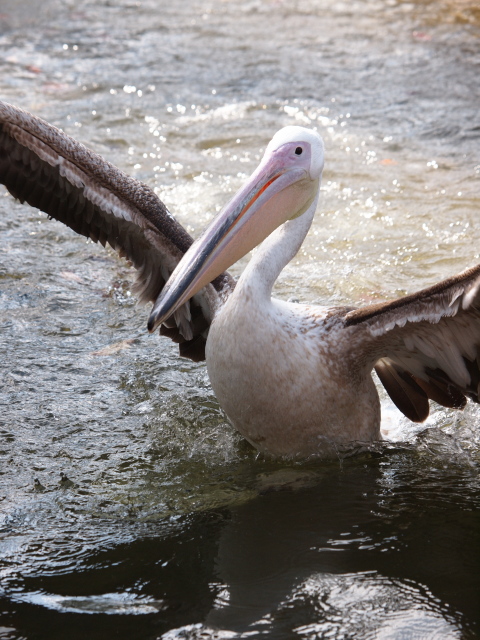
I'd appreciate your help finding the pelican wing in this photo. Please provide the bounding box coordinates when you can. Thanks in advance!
[0,100,234,361]
[344,265,480,421]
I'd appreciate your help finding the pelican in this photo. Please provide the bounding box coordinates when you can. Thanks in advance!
[1,100,479,458]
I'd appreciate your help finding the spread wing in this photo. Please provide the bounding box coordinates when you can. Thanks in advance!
[0,100,234,361]
[344,265,480,421]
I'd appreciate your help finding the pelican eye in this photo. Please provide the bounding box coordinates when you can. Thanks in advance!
[295,146,303,155]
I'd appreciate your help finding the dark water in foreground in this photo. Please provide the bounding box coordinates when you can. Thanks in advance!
[3,458,480,639]
[0,0,479,638]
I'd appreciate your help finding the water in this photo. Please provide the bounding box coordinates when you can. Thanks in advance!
[0,0,479,637]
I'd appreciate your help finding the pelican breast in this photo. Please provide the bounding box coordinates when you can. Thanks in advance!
[206,291,381,458]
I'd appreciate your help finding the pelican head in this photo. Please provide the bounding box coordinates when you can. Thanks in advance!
[148,126,324,332]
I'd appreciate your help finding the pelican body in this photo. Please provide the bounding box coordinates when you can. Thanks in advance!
[1,100,479,458]
[203,148,380,457]
[207,298,381,457]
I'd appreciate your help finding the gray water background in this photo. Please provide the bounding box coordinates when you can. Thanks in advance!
[0,0,479,638]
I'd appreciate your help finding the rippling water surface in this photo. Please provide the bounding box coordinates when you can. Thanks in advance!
[0,0,479,638]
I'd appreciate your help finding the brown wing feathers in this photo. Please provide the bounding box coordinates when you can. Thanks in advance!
[0,100,236,361]
[375,358,467,422]
[352,270,480,421]
[0,101,189,303]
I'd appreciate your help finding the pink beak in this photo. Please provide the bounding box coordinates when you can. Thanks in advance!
[148,139,317,333]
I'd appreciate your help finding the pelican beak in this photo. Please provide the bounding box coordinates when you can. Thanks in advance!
[148,140,318,332]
